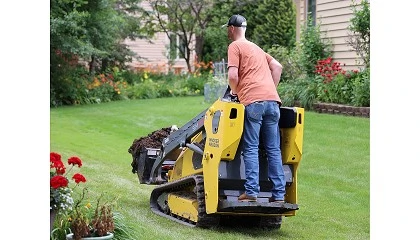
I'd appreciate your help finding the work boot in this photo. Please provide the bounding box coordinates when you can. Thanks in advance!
[238,193,257,202]
[268,197,285,203]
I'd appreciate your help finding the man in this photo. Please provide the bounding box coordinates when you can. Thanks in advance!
[223,14,285,203]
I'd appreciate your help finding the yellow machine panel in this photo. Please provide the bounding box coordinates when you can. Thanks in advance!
[202,100,245,214]
[168,192,199,223]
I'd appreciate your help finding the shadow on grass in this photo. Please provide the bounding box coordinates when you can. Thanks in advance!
[208,215,295,238]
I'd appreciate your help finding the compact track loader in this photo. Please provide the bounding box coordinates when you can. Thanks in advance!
[129,87,304,229]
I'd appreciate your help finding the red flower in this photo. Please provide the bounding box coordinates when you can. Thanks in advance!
[50,152,61,162]
[68,156,83,168]
[50,152,87,186]
[55,163,66,175]
[50,152,62,167]
[51,175,69,189]
[51,152,88,212]
[72,173,87,184]
[51,152,66,174]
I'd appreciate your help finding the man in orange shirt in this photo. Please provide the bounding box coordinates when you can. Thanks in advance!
[224,14,285,203]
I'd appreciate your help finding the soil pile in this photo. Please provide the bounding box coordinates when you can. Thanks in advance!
[128,126,172,157]
[128,127,172,173]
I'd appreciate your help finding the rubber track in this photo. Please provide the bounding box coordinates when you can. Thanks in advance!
[150,175,220,228]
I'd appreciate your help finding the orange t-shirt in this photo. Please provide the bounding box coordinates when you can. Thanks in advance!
[227,39,281,106]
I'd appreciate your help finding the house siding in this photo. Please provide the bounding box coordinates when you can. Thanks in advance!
[124,33,168,72]
[124,1,193,74]
[295,0,366,70]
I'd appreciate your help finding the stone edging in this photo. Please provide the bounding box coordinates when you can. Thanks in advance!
[312,103,370,118]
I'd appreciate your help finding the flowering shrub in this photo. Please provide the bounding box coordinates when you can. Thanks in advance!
[313,57,362,104]
[87,71,128,103]
[50,152,86,213]
[314,57,347,83]
[192,58,214,76]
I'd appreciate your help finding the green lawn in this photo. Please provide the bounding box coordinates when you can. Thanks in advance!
[50,96,370,240]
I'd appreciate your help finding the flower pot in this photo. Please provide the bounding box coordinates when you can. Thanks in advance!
[50,209,58,234]
[66,232,114,240]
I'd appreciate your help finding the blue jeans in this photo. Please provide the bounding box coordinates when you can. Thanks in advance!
[242,101,285,200]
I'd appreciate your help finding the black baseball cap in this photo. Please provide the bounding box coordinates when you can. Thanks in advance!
[222,14,247,28]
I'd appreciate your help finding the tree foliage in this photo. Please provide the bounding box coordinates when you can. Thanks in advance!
[203,0,296,62]
[50,0,147,71]
[202,0,244,62]
[50,0,149,106]
[50,0,93,58]
[253,0,296,51]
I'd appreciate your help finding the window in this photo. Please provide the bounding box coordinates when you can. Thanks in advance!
[307,0,316,26]
[169,33,187,60]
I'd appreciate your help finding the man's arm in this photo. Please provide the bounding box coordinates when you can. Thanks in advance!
[228,66,239,95]
[268,58,283,86]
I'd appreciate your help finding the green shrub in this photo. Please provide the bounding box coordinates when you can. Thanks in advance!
[120,69,142,85]
[298,17,332,77]
[278,81,300,107]
[278,76,322,109]
[122,72,208,100]
[297,76,323,110]
[268,45,304,83]
[181,73,208,95]
[351,67,370,107]
[51,66,129,106]
[348,0,370,68]
[319,73,354,104]
[84,72,128,104]
[50,66,90,107]
[125,80,159,99]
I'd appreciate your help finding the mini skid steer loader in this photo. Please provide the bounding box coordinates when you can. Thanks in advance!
[129,87,304,229]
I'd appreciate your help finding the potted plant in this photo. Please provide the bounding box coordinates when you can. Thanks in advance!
[66,188,115,240]
[50,152,87,233]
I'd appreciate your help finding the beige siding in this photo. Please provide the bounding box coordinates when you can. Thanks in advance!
[332,43,355,52]
[294,0,301,42]
[317,13,353,25]
[317,0,353,10]
[124,1,194,74]
[124,33,169,73]
[298,0,306,23]
[295,0,366,70]
[317,0,362,70]
[321,28,350,38]
[140,1,153,11]
[319,21,350,32]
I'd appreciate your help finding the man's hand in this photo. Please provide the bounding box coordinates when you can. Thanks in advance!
[228,90,239,102]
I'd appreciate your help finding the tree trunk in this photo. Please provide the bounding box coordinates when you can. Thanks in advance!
[89,55,96,75]
[101,58,109,72]
[195,35,204,62]
[185,47,191,73]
